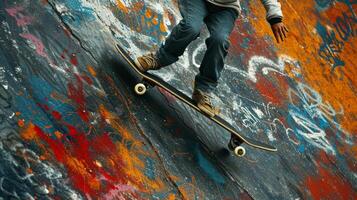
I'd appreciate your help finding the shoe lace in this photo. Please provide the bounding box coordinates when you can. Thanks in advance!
[201,93,213,108]
[143,53,159,68]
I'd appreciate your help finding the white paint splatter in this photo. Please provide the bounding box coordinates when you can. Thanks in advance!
[253,107,265,119]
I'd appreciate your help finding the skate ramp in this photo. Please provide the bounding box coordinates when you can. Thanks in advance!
[0,0,356,199]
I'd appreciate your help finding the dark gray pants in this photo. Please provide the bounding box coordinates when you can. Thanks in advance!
[157,0,238,92]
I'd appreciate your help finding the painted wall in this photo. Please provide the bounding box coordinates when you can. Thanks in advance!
[0,0,356,199]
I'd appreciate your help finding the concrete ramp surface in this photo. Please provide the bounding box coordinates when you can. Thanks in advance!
[0,0,356,199]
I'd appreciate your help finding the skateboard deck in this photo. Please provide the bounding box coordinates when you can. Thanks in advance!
[115,44,277,156]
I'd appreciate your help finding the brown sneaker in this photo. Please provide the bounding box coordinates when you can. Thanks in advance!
[135,53,161,72]
[192,89,220,117]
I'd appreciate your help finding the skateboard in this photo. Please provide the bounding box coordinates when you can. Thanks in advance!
[115,44,277,157]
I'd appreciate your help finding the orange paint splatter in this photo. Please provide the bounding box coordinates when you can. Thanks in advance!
[54,131,63,139]
[167,194,176,200]
[21,123,37,140]
[247,0,357,136]
[116,0,129,13]
[87,65,97,77]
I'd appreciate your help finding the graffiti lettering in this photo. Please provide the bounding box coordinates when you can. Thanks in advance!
[287,82,351,154]
[317,0,357,71]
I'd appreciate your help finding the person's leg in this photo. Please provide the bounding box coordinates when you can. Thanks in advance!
[194,5,238,92]
[156,0,208,67]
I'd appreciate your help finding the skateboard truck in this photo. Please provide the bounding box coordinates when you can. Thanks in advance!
[228,135,246,157]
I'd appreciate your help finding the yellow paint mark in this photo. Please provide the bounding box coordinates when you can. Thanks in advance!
[21,123,37,140]
[99,105,137,143]
[117,141,166,192]
[160,21,167,33]
[95,160,103,168]
[99,104,168,193]
[54,131,63,139]
[116,0,129,13]
[20,122,52,160]
[87,65,97,77]
[145,8,153,19]
[167,194,176,200]
[152,16,158,25]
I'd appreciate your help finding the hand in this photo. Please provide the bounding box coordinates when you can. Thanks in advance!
[271,22,288,43]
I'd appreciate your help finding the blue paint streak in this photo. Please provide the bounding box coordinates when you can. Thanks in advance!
[15,76,85,135]
[316,22,345,69]
[61,0,95,26]
[64,0,94,17]
[195,145,225,185]
[145,158,156,180]
[314,0,334,12]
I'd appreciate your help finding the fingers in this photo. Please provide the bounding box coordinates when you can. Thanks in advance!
[278,27,284,42]
[281,26,287,38]
[272,24,289,43]
[284,26,289,33]
[273,27,280,43]
[274,25,289,43]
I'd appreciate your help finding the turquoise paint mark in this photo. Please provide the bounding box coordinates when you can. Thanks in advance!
[61,0,95,26]
[286,102,338,154]
[314,0,334,12]
[65,0,94,17]
[15,94,53,132]
[15,76,86,134]
[241,37,250,49]
[297,144,305,153]
[195,145,225,185]
[144,158,156,180]
[138,4,168,43]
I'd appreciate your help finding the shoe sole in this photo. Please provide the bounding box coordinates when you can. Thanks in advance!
[134,59,147,72]
[197,104,216,118]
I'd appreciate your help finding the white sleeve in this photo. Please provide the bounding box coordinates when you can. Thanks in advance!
[260,0,283,20]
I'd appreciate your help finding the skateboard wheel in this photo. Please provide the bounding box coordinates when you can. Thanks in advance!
[234,146,246,157]
[134,83,147,95]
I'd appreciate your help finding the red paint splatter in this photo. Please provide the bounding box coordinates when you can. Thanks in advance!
[253,74,285,106]
[70,54,79,66]
[305,165,357,200]
[60,49,68,59]
[229,20,275,65]
[43,104,50,111]
[67,74,89,122]
[52,110,62,120]
[81,75,93,85]
[30,124,131,197]
[34,125,66,162]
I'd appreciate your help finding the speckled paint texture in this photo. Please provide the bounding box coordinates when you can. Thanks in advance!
[0,0,356,199]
